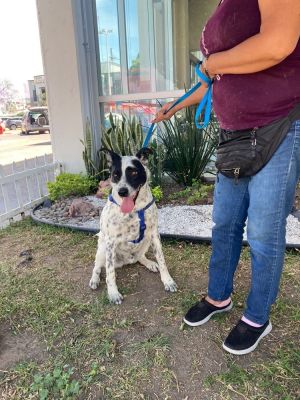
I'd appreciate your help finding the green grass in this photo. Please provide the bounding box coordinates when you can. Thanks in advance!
[0,218,299,400]
[205,344,300,400]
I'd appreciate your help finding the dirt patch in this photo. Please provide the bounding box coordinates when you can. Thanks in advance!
[0,221,299,400]
[0,324,48,370]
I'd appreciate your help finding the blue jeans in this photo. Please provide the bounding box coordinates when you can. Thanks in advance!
[208,120,300,324]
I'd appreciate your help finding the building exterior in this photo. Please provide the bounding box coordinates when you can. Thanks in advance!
[36,0,218,173]
[27,75,47,107]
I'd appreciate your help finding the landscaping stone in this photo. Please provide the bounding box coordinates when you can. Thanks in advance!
[32,195,300,248]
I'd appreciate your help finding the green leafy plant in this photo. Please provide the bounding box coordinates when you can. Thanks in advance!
[102,113,144,155]
[148,138,166,186]
[102,113,166,185]
[47,173,97,201]
[159,108,219,186]
[81,119,104,179]
[151,186,163,202]
[30,366,80,400]
[170,179,213,205]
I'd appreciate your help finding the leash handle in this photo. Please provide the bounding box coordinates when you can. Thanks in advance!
[142,63,213,147]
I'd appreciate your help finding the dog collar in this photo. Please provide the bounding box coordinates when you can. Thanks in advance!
[109,194,155,244]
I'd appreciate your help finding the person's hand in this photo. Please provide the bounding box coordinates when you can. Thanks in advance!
[152,101,178,123]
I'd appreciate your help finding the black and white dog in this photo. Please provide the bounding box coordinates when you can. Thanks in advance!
[89,148,177,304]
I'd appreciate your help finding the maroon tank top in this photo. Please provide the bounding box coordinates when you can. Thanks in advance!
[200,0,300,130]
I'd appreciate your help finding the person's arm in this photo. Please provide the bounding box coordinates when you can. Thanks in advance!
[153,0,300,123]
[205,0,300,76]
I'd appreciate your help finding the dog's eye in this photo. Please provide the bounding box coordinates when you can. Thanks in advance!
[131,170,138,176]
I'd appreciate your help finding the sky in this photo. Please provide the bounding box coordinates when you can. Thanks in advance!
[96,0,139,67]
[0,0,43,97]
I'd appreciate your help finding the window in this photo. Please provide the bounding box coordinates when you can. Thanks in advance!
[33,89,37,102]
[95,0,219,123]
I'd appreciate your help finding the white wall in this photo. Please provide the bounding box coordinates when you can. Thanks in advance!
[36,0,86,173]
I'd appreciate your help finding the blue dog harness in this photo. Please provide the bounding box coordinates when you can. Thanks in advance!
[142,62,213,148]
[109,194,155,244]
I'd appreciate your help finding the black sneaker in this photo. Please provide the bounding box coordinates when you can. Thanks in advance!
[183,298,233,326]
[223,319,272,355]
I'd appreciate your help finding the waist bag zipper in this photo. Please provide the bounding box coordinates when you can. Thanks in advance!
[234,168,240,184]
[220,167,241,183]
[250,127,258,158]
[220,168,240,185]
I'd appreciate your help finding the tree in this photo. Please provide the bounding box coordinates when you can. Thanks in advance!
[5,101,17,114]
[0,80,17,107]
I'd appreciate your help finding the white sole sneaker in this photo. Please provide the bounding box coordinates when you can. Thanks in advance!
[183,301,233,327]
[222,322,272,355]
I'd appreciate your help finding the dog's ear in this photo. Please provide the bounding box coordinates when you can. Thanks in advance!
[100,147,121,168]
[136,147,153,165]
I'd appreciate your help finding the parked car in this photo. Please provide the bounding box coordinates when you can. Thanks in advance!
[21,107,50,134]
[5,117,23,130]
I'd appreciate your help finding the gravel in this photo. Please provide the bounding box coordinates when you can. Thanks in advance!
[33,196,300,247]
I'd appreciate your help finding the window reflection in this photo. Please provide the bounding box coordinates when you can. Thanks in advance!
[96,0,121,95]
[95,0,219,96]
[125,0,152,93]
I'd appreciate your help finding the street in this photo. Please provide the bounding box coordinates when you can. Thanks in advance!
[0,130,52,166]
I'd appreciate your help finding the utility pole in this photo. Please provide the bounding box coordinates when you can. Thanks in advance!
[99,29,113,95]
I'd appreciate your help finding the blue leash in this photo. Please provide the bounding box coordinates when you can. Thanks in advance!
[142,62,213,148]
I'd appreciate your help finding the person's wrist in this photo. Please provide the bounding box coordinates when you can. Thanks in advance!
[203,56,215,80]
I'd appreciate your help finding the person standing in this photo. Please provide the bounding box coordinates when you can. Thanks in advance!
[153,0,300,355]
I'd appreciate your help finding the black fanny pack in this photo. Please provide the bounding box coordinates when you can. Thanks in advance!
[215,104,300,181]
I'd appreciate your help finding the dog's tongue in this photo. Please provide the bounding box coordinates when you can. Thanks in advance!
[120,197,135,213]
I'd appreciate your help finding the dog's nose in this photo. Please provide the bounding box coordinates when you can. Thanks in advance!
[118,187,129,197]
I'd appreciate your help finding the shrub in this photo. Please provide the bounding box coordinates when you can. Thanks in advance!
[151,186,163,202]
[47,173,98,201]
[159,107,219,186]
[170,179,213,205]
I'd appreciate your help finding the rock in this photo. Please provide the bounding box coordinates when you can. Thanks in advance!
[68,199,97,217]
[96,178,111,198]
[43,199,52,208]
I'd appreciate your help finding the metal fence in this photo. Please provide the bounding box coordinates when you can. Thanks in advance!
[0,154,61,227]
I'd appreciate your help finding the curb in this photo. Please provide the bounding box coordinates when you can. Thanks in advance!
[31,202,300,249]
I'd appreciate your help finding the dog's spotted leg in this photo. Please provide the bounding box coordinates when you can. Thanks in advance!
[89,238,106,290]
[138,255,159,272]
[105,240,123,304]
[152,233,178,292]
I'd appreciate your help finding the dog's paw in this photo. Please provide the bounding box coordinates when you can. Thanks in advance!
[164,280,178,293]
[108,290,124,305]
[89,277,100,290]
[145,261,159,273]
